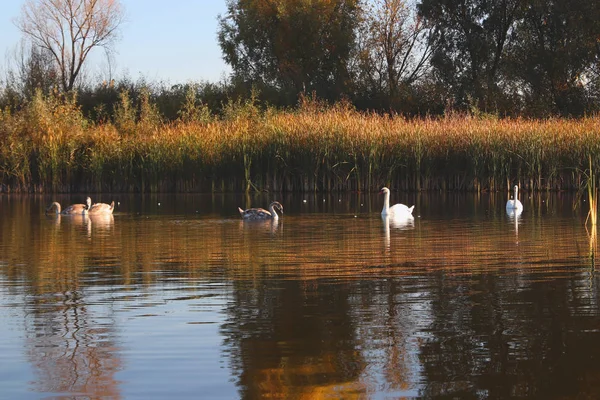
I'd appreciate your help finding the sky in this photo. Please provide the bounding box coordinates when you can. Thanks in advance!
[0,0,232,85]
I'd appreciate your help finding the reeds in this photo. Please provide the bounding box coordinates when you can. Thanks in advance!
[586,156,598,228]
[1,91,600,193]
[583,155,598,272]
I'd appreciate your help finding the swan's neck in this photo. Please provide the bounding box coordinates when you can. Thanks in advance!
[514,187,518,201]
[48,202,61,214]
[269,205,279,219]
[382,191,390,213]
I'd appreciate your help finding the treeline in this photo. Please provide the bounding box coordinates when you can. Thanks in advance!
[2,0,600,119]
[215,0,600,118]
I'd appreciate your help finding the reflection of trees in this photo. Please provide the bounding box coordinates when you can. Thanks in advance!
[349,278,429,395]
[222,280,366,398]
[25,291,121,397]
[418,271,600,398]
[1,198,121,398]
[2,194,600,398]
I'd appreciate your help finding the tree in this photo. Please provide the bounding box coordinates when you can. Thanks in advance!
[418,0,523,113]
[508,0,600,116]
[218,0,360,103]
[354,0,436,110]
[15,0,124,93]
[2,42,60,107]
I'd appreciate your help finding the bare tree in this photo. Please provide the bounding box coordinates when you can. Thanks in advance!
[12,42,59,99]
[15,0,124,92]
[355,0,435,100]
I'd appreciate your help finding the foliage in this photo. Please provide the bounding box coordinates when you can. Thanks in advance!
[508,0,600,116]
[418,0,523,114]
[2,44,60,107]
[177,84,212,124]
[218,0,360,102]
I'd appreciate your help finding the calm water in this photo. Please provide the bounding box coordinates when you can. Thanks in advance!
[1,192,599,399]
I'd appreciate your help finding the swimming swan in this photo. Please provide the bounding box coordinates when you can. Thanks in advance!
[238,201,283,221]
[380,187,414,217]
[506,185,523,212]
[45,197,91,215]
[88,197,115,215]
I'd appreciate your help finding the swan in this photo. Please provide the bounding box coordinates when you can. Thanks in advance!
[45,197,91,215]
[506,185,523,212]
[88,197,115,215]
[380,187,414,217]
[238,201,283,221]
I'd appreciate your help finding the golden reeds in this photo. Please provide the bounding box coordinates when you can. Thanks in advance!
[1,92,600,193]
[586,156,598,228]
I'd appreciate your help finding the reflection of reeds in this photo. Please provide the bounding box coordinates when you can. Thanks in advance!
[586,156,597,228]
[585,156,597,271]
[590,227,597,273]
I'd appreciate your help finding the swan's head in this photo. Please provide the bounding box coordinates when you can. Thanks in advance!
[45,202,58,214]
[380,187,390,195]
[270,201,284,214]
[513,185,519,191]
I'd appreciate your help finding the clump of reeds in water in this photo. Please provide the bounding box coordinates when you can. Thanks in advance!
[3,91,600,193]
[583,155,598,271]
[586,156,598,228]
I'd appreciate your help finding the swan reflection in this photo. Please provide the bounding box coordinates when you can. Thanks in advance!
[238,218,280,235]
[89,213,115,230]
[507,208,521,243]
[382,214,415,249]
[45,213,90,228]
[506,208,522,219]
[46,213,115,238]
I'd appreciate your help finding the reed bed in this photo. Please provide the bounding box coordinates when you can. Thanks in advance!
[1,93,600,193]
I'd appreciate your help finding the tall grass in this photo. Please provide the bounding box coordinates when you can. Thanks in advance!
[586,156,598,227]
[1,91,600,193]
[584,155,598,271]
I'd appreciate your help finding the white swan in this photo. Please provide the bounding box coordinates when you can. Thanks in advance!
[506,185,523,213]
[238,201,283,221]
[45,197,91,215]
[88,197,115,215]
[380,187,414,217]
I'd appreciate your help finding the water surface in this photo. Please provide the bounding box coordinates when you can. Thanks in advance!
[1,192,599,399]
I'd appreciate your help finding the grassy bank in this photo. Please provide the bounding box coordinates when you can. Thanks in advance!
[1,93,599,193]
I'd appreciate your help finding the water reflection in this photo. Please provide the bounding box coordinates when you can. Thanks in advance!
[222,280,366,398]
[238,218,281,235]
[507,208,522,243]
[506,207,523,219]
[1,193,600,399]
[45,213,90,228]
[89,214,115,237]
[24,290,122,398]
[382,214,415,249]
[45,212,115,239]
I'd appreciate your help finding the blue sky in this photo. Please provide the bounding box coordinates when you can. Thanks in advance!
[0,0,231,84]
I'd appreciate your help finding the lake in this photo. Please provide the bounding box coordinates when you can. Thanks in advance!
[1,191,599,399]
